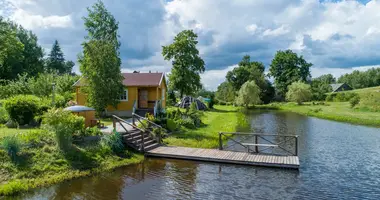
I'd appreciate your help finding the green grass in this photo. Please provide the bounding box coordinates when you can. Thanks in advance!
[258,102,380,127]
[164,105,248,148]
[345,86,380,94]
[0,129,144,196]
[0,127,34,139]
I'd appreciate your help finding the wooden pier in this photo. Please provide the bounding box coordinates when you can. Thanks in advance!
[146,146,300,169]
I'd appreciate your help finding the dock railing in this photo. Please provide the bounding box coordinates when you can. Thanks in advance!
[219,132,298,156]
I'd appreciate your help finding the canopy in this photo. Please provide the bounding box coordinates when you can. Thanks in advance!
[64,105,95,112]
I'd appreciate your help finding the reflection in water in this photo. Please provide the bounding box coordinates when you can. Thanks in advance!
[15,111,380,199]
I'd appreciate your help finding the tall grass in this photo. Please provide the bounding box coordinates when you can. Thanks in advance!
[1,135,21,160]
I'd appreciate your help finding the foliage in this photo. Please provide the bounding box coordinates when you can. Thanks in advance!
[0,107,9,124]
[236,80,261,107]
[0,17,44,80]
[42,108,85,151]
[101,131,124,153]
[178,118,196,129]
[3,95,42,125]
[216,81,235,103]
[167,89,177,106]
[349,95,360,108]
[337,68,380,89]
[0,74,30,99]
[286,81,312,105]
[311,76,333,101]
[269,50,312,98]
[1,135,21,160]
[166,119,179,132]
[359,92,380,112]
[46,40,74,74]
[226,55,274,103]
[79,1,124,114]
[83,126,103,137]
[208,93,215,109]
[163,30,205,97]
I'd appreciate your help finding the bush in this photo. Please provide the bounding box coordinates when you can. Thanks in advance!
[83,127,103,137]
[178,118,196,129]
[18,129,54,147]
[208,94,215,109]
[100,130,124,153]
[43,108,85,151]
[325,94,335,102]
[359,92,380,111]
[3,95,43,125]
[167,119,179,132]
[349,95,360,108]
[286,81,312,105]
[1,135,21,160]
[0,107,9,124]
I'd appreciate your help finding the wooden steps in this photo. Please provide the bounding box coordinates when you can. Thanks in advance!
[146,146,300,169]
[121,128,160,152]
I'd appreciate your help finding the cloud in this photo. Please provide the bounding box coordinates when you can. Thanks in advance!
[2,0,380,91]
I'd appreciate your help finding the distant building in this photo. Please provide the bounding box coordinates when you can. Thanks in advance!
[330,83,352,93]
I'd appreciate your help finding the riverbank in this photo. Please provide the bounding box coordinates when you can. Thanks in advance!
[0,129,144,196]
[256,102,380,127]
[164,105,247,148]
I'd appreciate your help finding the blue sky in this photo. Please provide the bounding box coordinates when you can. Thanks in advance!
[1,0,380,90]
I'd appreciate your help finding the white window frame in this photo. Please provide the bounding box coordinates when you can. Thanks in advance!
[120,89,128,101]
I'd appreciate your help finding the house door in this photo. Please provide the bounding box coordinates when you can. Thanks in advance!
[139,90,148,108]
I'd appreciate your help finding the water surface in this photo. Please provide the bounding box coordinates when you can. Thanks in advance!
[14,111,380,199]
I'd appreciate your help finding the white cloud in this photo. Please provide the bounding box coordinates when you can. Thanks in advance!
[263,25,290,37]
[246,24,258,34]
[201,65,236,91]
[10,10,73,29]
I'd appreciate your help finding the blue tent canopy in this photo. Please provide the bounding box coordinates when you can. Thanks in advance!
[64,105,95,112]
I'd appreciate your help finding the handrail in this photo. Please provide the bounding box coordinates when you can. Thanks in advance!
[112,115,145,150]
[132,113,163,129]
[219,132,299,156]
[131,113,166,146]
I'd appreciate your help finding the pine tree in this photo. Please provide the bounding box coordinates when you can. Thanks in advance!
[47,40,66,74]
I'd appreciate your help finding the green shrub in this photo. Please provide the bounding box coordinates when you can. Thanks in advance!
[208,94,215,109]
[325,94,335,102]
[3,95,43,125]
[101,131,124,153]
[83,127,103,137]
[178,118,196,129]
[349,95,360,108]
[359,92,380,111]
[43,108,85,151]
[18,129,54,147]
[1,135,21,160]
[0,107,9,124]
[167,119,179,132]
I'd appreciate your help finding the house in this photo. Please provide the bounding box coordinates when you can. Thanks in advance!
[329,83,352,93]
[74,72,166,117]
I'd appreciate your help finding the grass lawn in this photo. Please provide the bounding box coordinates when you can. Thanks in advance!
[164,105,247,148]
[258,102,380,127]
[0,128,144,196]
[0,127,35,139]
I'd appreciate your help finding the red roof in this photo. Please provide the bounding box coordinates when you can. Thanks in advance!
[122,72,164,86]
[74,72,164,87]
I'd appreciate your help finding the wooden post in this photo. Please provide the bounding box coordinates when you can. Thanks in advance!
[219,132,223,150]
[112,117,116,131]
[295,136,298,156]
[255,135,258,153]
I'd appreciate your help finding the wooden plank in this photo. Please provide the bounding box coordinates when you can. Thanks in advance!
[146,146,299,169]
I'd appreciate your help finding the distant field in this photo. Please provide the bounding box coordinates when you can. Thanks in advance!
[345,86,380,94]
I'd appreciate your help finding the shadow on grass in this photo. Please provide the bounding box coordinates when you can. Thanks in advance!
[12,152,33,169]
[209,108,237,113]
[63,146,100,170]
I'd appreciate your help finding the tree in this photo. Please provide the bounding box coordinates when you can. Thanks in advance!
[269,50,312,98]
[311,74,334,101]
[337,68,380,89]
[215,81,235,103]
[236,81,261,108]
[162,30,205,98]
[46,40,73,74]
[79,1,124,113]
[0,17,44,80]
[286,81,312,105]
[226,55,274,103]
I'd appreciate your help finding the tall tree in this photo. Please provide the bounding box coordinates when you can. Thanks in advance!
[79,0,124,113]
[226,55,274,103]
[162,30,205,98]
[215,81,235,103]
[236,80,261,108]
[286,81,312,105]
[269,50,312,98]
[311,74,335,101]
[47,40,65,73]
[0,17,44,80]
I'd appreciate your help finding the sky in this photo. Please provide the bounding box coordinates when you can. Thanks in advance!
[1,0,380,90]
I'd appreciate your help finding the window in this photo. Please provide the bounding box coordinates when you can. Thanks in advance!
[162,88,165,101]
[120,89,128,101]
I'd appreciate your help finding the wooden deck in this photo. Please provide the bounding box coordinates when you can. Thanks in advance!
[146,146,300,169]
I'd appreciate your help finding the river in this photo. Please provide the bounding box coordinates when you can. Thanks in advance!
[14,111,380,199]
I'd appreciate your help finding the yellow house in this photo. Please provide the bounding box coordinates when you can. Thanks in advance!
[74,72,166,117]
